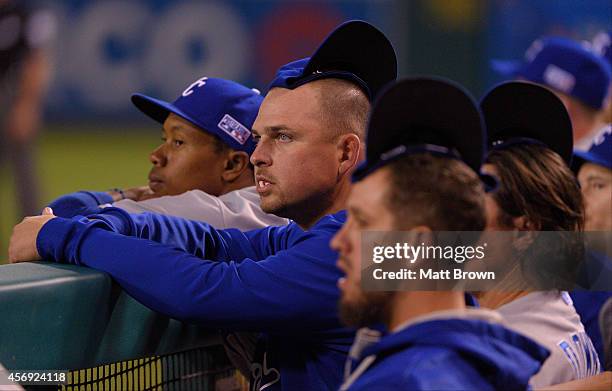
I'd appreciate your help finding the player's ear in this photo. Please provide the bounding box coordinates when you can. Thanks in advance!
[222,150,250,182]
[510,216,539,251]
[512,215,539,231]
[405,226,433,247]
[336,133,361,178]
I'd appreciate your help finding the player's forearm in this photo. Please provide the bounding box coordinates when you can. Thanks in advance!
[36,216,228,322]
[48,191,113,218]
[35,218,343,331]
[48,188,154,218]
[87,208,238,258]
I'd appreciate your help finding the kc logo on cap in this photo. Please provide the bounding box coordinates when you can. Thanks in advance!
[182,77,208,97]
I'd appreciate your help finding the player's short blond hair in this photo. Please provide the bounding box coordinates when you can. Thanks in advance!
[311,78,370,142]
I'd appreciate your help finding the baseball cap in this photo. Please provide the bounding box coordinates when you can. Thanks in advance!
[573,126,612,171]
[480,81,573,165]
[267,20,397,101]
[592,30,612,67]
[491,37,612,110]
[353,77,489,185]
[131,77,263,154]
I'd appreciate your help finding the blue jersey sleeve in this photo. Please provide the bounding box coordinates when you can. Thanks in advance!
[36,216,343,333]
[82,207,283,261]
[48,191,113,218]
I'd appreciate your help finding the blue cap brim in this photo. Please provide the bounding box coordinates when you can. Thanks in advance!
[573,150,610,170]
[490,59,523,76]
[131,93,207,132]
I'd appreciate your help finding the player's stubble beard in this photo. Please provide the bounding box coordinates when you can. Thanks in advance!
[339,291,394,328]
[261,184,338,229]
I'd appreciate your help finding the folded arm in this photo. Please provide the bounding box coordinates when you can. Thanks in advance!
[48,191,112,218]
[35,216,342,332]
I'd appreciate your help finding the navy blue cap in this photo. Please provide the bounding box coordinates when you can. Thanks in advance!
[267,20,397,101]
[574,126,612,171]
[481,81,573,166]
[353,77,488,184]
[491,37,612,110]
[132,77,263,154]
[592,30,612,67]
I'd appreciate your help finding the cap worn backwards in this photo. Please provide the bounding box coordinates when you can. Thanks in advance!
[267,20,397,101]
[353,77,491,189]
[480,81,574,166]
[131,77,263,154]
[491,37,612,110]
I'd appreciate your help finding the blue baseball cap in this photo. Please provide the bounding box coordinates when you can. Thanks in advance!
[131,77,263,154]
[491,37,612,110]
[353,77,489,185]
[480,81,574,166]
[574,126,612,171]
[592,30,612,67]
[267,20,397,101]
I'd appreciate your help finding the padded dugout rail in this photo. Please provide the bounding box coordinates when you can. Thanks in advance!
[0,262,220,370]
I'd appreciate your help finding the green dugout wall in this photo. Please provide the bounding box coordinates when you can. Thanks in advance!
[0,262,221,370]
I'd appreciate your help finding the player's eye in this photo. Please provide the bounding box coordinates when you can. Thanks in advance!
[173,139,184,147]
[277,133,292,142]
[161,137,167,142]
[592,182,606,190]
[352,214,368,228]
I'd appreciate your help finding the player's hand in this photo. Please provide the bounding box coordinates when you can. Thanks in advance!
[8,207,56,263]
[124,186,156,201]
[108,186,156,202]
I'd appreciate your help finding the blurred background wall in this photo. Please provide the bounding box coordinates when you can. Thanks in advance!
[1,0,610,258]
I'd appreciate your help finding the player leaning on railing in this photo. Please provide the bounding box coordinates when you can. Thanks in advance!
[8,21,396,391]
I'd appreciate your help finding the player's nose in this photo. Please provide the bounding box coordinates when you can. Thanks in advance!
[250,140,272,167]
[331,223,349,253]
[150,145,167,167]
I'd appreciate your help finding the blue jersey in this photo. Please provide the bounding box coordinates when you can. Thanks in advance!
[570,291,612,368]
[37,208,354,391]
[571,250,612,363]
[342,318,549,391]
[48,191,112,218]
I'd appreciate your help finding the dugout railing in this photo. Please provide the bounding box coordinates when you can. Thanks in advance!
[3,262,609,390]
[0,262,242,390]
